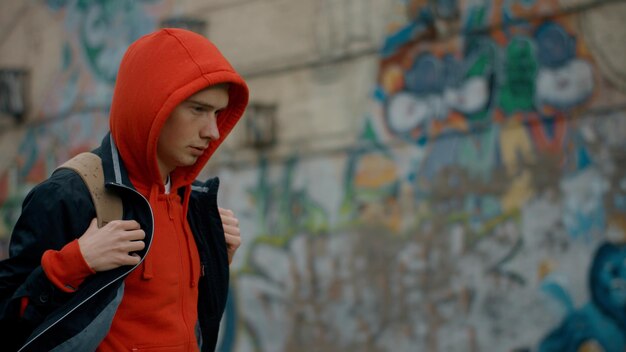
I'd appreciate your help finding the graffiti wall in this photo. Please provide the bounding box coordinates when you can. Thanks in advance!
[2,0,626,351]
[213,1,626,351]
[0,0,172,251]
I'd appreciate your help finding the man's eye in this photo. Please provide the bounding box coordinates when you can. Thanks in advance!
[192,106,205,113]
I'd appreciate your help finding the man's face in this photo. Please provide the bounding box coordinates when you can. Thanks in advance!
[157,84,229,179]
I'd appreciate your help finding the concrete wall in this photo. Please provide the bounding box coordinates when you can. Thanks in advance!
[2,0,626,351]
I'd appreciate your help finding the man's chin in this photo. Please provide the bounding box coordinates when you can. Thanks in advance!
[186,155,202,166]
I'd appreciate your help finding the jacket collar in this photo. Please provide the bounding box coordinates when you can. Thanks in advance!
[98,132,135,188]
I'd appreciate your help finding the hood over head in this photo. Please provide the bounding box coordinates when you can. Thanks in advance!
[109,28,248,192]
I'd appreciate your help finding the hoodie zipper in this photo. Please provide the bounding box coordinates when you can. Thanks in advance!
[18,183,154,352]
[172,193,198,347]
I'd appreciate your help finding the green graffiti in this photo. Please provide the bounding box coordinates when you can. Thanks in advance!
[457,126,498,179]
[499,37,538,114]
[248,156,329,239]
[72,0,158,84]
[464,46,496,122]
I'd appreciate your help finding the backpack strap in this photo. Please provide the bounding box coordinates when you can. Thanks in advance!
[57,152,123,228]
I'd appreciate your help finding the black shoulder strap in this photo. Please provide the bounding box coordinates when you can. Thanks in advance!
[56,152,123,228]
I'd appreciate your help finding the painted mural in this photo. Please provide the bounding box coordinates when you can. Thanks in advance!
[0,0,171,254]
[1,0,626,351]
[214,1,626,351]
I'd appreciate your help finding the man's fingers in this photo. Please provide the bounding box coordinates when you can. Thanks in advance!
[219,207,234,217]
[225,234,241,245]
[125,240,146,252]
[224,231,241,240]
[125,253,141,266]
[120,220,142,230]
[221,215,239,227]
[222,224,240,236]
[105,220,142,230]
[220,207,242,265]
[121,229,145,241]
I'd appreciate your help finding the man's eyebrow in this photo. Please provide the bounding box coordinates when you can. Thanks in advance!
[185,99,214,108]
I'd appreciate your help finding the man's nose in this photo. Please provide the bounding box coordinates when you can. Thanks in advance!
[201,116,220,140]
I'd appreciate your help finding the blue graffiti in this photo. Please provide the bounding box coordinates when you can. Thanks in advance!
[534,22,576,69]
[590,243,626,329]
[540,243,626,352]
[565,208,606,242]
[380,5,436,57]
[380,21,423,58]
[432,0,458,20]
[406,53,446,95]
[17,129,40,180]
[418,133,462,180]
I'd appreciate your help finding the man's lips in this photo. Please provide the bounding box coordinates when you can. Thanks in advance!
[189,146,207,155]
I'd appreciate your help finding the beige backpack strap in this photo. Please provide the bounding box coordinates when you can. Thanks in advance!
[57,152,123,228]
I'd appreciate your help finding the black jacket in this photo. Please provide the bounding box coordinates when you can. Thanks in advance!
[0,134,229,351]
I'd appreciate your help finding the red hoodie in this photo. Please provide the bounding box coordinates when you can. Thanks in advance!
[40,28,248,351]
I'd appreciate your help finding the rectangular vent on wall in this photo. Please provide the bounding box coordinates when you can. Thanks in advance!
[160,17,207,36]
[0,69,29,125]
[244,103,277,150]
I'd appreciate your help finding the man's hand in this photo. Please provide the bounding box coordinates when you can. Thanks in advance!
[219,207,241,264]
[78,218,146,271]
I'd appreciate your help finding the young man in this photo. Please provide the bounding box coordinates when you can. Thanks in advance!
[0,28,248,351]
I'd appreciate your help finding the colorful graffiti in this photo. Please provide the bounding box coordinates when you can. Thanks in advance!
[217,1,626,351]
[539,243,626,351]
[0,0,170,247]
[2,0,626,351]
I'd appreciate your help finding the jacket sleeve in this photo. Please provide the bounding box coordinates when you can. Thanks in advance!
[0,169,95,349]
